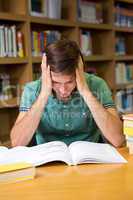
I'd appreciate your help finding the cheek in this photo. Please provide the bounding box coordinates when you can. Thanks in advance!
[52,84,59,92]
[68,82,76,91]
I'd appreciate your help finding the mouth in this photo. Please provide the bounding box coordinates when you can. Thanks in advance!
[59,95,70,100]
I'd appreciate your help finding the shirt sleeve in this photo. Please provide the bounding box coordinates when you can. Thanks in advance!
[19,84,36,112]
[97,79,115,108]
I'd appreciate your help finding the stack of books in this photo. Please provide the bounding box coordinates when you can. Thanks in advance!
[123,114,133,154]
[115,89,133,113]
[0,162,36,184]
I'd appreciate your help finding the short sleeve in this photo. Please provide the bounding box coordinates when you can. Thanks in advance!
[19,84,36,112]
[98,79,115,108]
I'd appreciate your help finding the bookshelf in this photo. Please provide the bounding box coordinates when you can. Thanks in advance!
[1,0,133,144]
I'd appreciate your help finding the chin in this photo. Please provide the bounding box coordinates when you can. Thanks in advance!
[59,96,70,101]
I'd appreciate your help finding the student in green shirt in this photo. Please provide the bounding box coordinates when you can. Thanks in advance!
[10,39,125,147]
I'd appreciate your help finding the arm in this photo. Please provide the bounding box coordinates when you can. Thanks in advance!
[10,55,52,147]
[76,58,125,147]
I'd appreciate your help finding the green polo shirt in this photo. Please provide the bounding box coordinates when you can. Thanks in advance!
[19,73,115,145]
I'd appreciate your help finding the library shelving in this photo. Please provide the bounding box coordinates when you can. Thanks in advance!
[1,0,133,144]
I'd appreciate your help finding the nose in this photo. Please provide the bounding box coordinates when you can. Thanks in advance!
[59,84,67,95]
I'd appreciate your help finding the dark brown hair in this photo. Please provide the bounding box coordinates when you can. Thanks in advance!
[45,39,84,74]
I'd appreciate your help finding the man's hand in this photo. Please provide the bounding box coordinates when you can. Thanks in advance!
[40,54,52,99]
[76,57,89,96]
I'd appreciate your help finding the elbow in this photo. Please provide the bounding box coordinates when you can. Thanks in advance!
[11,137,23,147]
[10,135,17,147]
[10,129,20,147]
[111,135,126,148]
[11,140,17,147]
[10,128,29,147]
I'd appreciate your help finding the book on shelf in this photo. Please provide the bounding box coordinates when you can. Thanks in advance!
[115,88,133,113]
[0,162,36,184]
[0,25,24,58]
[31,30,61,56]
[80,30,92,56]
[29,0,62,19]
[115,62,133,84]
[114,3,133,27]
[17,31,24,58]
[77,0,103,24]
[0,73,13,101]
[115,36,126,56]
[0,141,127,167]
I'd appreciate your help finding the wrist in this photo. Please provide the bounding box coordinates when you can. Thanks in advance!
[38,92,49,105]
[81,88,93,102]
[80,86,91,96]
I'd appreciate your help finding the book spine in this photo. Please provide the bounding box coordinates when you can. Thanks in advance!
[11,25,17,57]
[17,31,24,58]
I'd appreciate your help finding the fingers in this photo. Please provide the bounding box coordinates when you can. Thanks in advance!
[47,65,51,79]
[41,54,47,76]
[42,53,47,66]
[41,53,47,68]
[78,56,84,70]
[76,67,79,79]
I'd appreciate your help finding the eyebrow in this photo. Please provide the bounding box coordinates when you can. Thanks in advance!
[52,78,75,84]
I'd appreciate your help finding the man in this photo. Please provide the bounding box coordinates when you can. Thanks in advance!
[11,39,125,147]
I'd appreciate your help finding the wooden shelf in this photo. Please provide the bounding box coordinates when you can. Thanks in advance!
[32,55,113,63]
[0,97,19,109]
[77,22,112,30]
[0,12,27,22]
[115,0,133,4]
[84,55,113,62]
[0,57,29,64]
[30,16,75,27]
[122,110,133,114]
[115,55,133,61]
[32,57,42,63]
[114,26,133,33]
[116,82,133,90]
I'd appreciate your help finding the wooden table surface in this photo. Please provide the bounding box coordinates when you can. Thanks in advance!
[0,148,133,200]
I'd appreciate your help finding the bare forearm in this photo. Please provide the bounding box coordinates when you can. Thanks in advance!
[82,90,125,147]
[11,94,48,147]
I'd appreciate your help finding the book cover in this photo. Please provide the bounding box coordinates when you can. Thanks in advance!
[0,162,36,184]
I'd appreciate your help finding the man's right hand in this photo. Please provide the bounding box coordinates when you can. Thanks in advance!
[40,54,52,100]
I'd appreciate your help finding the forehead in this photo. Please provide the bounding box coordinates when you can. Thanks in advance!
[51,72,75,83]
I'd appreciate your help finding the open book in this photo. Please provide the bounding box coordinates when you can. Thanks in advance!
[0,141,127,166]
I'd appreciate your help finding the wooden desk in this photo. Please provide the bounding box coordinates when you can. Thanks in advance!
[0,148,133,200]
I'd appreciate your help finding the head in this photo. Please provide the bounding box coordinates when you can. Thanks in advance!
[45,39,84,101]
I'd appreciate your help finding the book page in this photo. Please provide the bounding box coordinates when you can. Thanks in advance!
[0,141,72,166]
[69,141,127,165]
[29,141,72,166]
[0,146,38,165]
[0,146,9,160]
